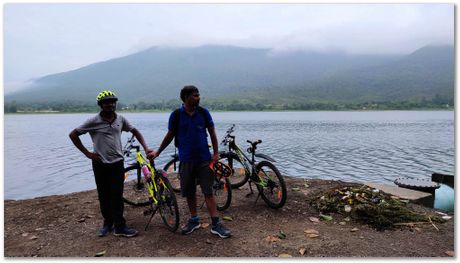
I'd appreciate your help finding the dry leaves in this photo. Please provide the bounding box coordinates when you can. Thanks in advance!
[445,250,454,257]
[201,223,210,229]
[299,248,307,255]
[95,250,106,257]
[278,253,292,257]
[309,217,320,223]
[304,229,320,238]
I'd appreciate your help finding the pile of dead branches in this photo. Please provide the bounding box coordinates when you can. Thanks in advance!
[309,185,444,230]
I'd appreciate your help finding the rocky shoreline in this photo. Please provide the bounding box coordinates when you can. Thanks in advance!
[4,177,454,257]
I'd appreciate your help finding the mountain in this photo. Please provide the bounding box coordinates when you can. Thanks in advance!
[305,45,455,103]
[5,45,454,107]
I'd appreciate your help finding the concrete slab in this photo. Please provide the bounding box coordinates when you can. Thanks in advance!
[364,182,432,201]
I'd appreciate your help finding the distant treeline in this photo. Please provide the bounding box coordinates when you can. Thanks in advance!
[5,96,453,113]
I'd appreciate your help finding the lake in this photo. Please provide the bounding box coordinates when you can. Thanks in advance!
[4,111,454,200]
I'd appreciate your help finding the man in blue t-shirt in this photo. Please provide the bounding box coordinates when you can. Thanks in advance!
[149,85,231,238]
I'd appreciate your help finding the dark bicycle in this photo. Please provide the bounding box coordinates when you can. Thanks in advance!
[219,124,287,209]
[163,149,232,211]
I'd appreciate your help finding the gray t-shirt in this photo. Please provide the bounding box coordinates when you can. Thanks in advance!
[76,113,134,164]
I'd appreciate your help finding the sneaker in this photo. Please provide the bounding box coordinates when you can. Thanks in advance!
[113,226,138,237]
[211,222,231,238]
[97,225,113,237]
[181,218,201,235]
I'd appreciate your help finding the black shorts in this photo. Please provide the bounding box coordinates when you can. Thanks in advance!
[179,160,214,197]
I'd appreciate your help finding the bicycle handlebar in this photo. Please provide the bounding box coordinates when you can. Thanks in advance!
[123,135,143,156]
[221,125,263,149]
[226,124,235,134]
[221,125,236,145]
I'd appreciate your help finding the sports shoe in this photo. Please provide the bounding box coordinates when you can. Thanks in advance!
[181,218,201,235]
[113,226,138,237]
[97,225,113,237]
[211,222,231,238]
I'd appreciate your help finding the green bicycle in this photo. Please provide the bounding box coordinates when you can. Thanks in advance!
[123,135,180,232]
[219,124,287,209]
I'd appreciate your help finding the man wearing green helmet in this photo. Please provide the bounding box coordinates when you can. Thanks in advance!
[69,90,153,238]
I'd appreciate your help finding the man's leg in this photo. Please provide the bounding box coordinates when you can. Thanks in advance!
[180,162,201,235]
[109,160,126,230]
[92,161,113,236]
[204,194,218,218]
[186,194,198,216]
[109,161,138,237]
[198,161,231,238]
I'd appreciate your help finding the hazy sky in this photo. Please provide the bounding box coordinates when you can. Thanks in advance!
[4,3,454,93]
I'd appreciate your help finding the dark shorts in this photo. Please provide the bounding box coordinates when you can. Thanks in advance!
[179,160,214,197]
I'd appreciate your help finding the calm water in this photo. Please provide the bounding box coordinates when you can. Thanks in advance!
[4,111,454,200]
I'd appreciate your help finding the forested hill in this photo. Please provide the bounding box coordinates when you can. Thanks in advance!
[5,44,454,111]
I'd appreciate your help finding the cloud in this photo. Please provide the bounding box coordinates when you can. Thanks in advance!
[4,3,454,93]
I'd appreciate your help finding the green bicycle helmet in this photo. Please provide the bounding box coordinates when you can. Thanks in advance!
[96,90,118,105]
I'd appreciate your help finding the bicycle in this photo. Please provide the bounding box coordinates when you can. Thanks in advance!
[122,135,180,232]
[163,148,233,211]
[219,124,287,209]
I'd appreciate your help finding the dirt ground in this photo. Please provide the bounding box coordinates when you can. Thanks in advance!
[4,177,454,257]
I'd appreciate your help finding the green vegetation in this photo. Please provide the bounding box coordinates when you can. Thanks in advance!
[5,96,453,113]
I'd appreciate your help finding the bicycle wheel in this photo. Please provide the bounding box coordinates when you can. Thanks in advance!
[157,173,180,232]
[255,161,287,209]
[213,176,232,211]
[219,153,249,188]
[123,165,151,207]
[163,158,181,193]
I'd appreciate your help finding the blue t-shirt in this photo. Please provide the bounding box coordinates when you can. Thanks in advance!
[168,106,214,163]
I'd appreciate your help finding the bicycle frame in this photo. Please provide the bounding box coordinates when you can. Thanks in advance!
[123,134,166,206]
[228,140,253,176]
[227,135,273,189]
[134,148,161,205]
[222,126,277,188]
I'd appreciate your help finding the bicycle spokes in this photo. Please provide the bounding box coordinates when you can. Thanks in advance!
[258,169,282,200]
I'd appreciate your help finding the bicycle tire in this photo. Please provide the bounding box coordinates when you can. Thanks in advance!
[219,152,249,188]
[255,161,287,209]
[163,158,181,193]
[157,173,180,232]
[213,176,232,211]
[123,165,151,207]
